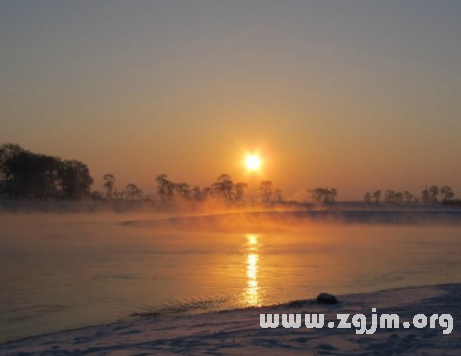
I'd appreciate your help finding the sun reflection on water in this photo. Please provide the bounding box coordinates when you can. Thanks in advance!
[244,234,261,306]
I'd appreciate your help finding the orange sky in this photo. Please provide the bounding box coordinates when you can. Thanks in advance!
[1,1,461,200]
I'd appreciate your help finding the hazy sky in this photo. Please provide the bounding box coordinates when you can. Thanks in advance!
[1,1,461,199]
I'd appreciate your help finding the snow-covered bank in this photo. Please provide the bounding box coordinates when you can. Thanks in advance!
[2,284,460,355]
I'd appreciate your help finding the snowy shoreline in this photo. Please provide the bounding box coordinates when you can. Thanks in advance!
[2,284,460,355]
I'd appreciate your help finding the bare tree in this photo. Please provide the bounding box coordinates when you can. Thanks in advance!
[260,180,274,202]
[403,191,414,203]
[234,182,248,201]
[156,174,175,202]
[308,187,337,203]
[441,186,455,201]
[125,183,143,200]
[213,174,234,200]
[103,174,115,199]
[421,186,430,203]
[364,192,372,203]
[372,190,382,202]
[113,188,125,200]
[191,186,202,201]
[308,188,321,203]
[328,188,337,202]
[274,188,283,202]
[384,190,396,203]
[174,182,191,200]
[202,186,213,199]
[429,185,439,202]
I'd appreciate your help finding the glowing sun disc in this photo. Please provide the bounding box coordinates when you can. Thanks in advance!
[246,155,261,170]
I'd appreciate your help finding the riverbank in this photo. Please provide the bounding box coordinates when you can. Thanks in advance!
[2,284,459,355]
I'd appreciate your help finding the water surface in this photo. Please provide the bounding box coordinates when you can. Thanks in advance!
[1,213,461,343]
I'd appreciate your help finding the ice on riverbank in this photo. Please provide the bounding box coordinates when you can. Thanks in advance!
[2,284,460,355]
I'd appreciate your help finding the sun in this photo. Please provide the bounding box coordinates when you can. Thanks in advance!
[245,155,261,170]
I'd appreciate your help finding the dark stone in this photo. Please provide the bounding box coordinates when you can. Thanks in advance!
[316,292,338,304]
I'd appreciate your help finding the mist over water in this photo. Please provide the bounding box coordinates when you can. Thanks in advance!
[1,210,461,343]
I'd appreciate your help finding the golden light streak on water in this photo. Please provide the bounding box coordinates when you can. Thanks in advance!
[244,234,261,306]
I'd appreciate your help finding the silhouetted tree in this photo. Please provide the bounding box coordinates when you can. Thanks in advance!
[0,144,30,199]
[191,186,202,201]
[35,154,61,199]
[174,182,191,200]
[103,174,115,199]
[0,143,25,193]
[260,180,274,202]
[202,186,213,199]
[13,152,61,199]
[213,174,234,200]
[58,160,93,199]
[403,191,414,203]
[113,188,125,200]
[91,190,103,200]
[0,143,91,200]
[234,182,248,201]
[308,188,322,203]
[156,174,175,202]
[441,186,455,201]
[364,192,372,203]
[421,186,430,203]
[125,183,143,200]
[274,188,283,202]
[429,185,439,202]
[308,187,337,203]
[0,143,95,200]
[384,190,396,203]
[394,191,403,203]
[372,190,382,202]
[328,188,337,202]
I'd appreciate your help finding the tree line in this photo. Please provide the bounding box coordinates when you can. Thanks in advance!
[307,187,338,203]
[0,143,283,203]
[363,185,456,203]
[1,143,457,205]
[0,143,93,200]
[97,172,283,204]
[95,174,146,201]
